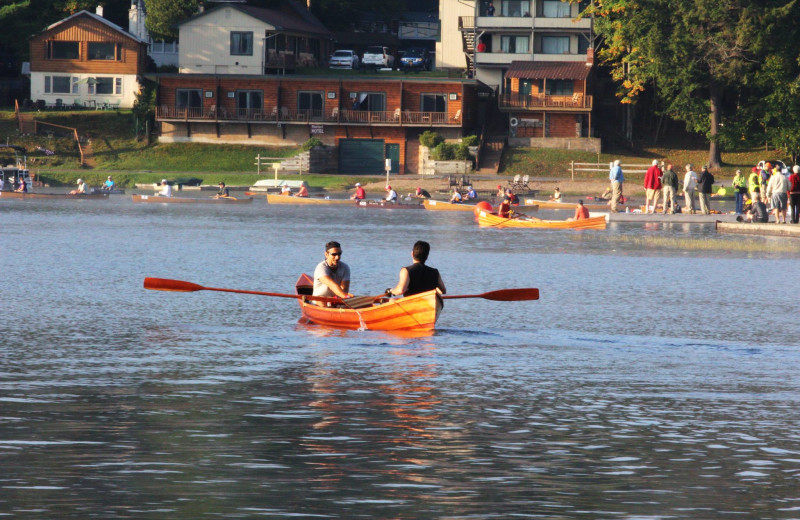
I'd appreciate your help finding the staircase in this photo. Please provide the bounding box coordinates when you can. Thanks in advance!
[80,138,96,169]
[458,16,475,78]
[17,112,35,135]
[477,137,506,174]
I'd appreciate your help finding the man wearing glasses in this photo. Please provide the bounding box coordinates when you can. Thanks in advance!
[313,241,352,302]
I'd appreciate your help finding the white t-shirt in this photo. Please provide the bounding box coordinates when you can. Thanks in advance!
[159,184,173,197]
[683,171,697,191]
[386,189,397,202]
[313,260,351,297]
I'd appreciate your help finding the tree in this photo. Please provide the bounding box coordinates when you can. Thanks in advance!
[144,0,198,40]
[584,0,797,168]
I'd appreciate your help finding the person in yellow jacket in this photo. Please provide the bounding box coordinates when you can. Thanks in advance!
[748,167,761,201]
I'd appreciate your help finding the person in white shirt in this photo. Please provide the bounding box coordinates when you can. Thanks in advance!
[69,178,89,195]
[682,164,698,214]
[385,185,398,203]
[158,179,172,197]
[765,168,789,224]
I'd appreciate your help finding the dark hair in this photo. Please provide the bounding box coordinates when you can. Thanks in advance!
[412,240,430,262]
[325,241,341,252]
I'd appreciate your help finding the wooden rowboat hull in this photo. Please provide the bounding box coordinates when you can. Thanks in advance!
[477,211,607,229]
[132,194,253,204]
[524,199,624,211]
[295,274,442,331]
[356,200,423,209]
[424,199,539,212]
[1,191,109,199]
[263,193,353,205]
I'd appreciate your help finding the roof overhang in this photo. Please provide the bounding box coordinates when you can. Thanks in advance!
[504,60,591,80]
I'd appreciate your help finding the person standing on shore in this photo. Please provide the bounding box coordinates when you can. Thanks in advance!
[732,169,747,214]
[643,159,662,213]
[660,163,679,214]
[748,167,761,202]
[697,165,715,215]
[682,164,698,214]
[788,165,800,224]
[609,160,624,212]
[765,166,788,224]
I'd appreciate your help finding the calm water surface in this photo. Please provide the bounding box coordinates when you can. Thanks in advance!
[2,196,800,519]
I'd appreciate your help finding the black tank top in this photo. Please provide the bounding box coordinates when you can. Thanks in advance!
[405,263,440,296]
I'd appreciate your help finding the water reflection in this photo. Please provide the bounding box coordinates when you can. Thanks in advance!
[1,198,799,518]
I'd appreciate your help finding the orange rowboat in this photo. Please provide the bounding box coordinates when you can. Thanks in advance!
[262,193,354,205]
[295,274,442,331]
[476,210,607,229]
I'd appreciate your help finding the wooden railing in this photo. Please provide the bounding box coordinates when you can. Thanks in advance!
[500,93,593,109]
[459,16,475,30]
[156,106,462,126]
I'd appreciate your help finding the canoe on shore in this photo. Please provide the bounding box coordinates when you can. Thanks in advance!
[477,210,607,230]
[295,274,442,331]
[132,194,253,204]
[262,193,353,205]
[1,191,109,200]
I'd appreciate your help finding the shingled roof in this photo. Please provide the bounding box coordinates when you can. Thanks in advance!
[505,61,591,80]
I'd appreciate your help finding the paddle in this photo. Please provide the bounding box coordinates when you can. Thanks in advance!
[443,288,539,301]
[143,277,342,304]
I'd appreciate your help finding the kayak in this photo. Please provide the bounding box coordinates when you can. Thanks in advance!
[1,191,109,199]
[295,274,442,331]
[132,194,253,204]
[476,210,607,229]
[262,193,353,205]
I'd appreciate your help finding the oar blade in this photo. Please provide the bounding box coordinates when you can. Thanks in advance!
[144,277,205,292]
[481,288,539,301]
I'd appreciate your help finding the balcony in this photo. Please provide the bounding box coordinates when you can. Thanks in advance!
[534,16,592,30]
[156,106,462,126]
[499,93,593,110]
[476,16,533,29]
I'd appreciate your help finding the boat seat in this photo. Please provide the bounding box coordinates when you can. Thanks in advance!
[344,295,379,309]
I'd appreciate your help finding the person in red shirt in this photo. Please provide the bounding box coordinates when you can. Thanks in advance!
[789,165,800,224]
[643,159,663,214]
[351,182,366,200]
[571,200,590,220]
[497,196,511,218]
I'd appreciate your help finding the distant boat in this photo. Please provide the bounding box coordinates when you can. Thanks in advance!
[132,194,253,204]
[1,191,109,200]
[476,210,607,230]
[261,193,353,205]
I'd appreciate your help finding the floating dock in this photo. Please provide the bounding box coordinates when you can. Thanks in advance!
[716,221,800,237]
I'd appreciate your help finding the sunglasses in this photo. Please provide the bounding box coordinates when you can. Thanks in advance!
[328,251,342,257]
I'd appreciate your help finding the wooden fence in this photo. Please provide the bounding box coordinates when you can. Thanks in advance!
[568,161,652,180]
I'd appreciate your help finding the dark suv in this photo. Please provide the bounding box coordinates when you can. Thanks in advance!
[400,48,431,71]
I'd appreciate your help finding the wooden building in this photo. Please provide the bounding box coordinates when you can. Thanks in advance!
[29,8,148,108]
[154,74,478,174]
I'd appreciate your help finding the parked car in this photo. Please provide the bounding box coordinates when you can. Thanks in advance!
[329,50,359,69]
[399,48,431,71]
[362,46,394,69]
[757,159,788,173]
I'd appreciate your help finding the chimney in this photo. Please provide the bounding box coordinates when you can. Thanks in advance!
[96,5,104,17]
[586,47,594,65]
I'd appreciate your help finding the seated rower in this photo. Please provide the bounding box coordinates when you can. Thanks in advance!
[414,187,431,199]
[548,187,562,203]
[157,179,172,197]
[69,178,89,195]
[385,185,398,203]
[506,189,519,205]
[465,186,477,200]
[567,200,590,221]
[280,185,292,196]
[449,188,462,204]
[14,177,28,193]
[103,176,115,191]
[214,181,230,198]
[498,196,512,218]
[386,240,446,298]
[351,182,366,200]
[295,184,309,197]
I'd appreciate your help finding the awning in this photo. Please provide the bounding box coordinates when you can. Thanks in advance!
[504,61,591,80]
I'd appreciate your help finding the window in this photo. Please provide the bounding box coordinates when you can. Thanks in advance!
[541,79,574,95]
[541,36,570,54]
[501,35,529,54]
[115,78,122,95]
[176,89,203,109]
[49,41,79,60]
[501,0,530,16]
[542,0,571,17]
[298,91,323,111]
[230,31,253,56]
[421,94,446,113]
[352,93,385,112]
[88,42,119,60]
[45,76,73,94]
[88,77,115,95]
[236,90,263,114]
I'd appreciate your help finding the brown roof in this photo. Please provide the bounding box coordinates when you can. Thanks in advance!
[505,61,591,80]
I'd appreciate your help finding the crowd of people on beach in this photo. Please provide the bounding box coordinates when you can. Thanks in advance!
[606,159,800,223]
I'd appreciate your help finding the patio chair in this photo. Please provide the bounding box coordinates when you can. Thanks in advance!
[331,107,339,120]
[508,174,520,189]
[393,108,401,121]
[452,109,461,123]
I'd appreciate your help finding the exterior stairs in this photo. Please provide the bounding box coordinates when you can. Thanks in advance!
[477,137,506,174]
[458,16,476,77]
[80,138,95,168]
[17,112,35,135]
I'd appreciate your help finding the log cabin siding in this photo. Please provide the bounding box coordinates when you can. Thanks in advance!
[402,82,462,120]
[30,14,146,75]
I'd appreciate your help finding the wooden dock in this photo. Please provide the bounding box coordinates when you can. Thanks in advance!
[716,221,800,237]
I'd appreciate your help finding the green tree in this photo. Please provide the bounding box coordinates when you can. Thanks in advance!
[144,0,198,40]
[585,0,797,168]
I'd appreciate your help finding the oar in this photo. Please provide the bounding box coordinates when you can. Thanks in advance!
[443,288,539,301]
[143,277,342,304]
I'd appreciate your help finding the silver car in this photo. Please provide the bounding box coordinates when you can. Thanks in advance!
[329,50,359,69]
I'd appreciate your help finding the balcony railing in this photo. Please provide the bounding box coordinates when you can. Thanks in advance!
[500,93,593,109]
[156,106,462,125]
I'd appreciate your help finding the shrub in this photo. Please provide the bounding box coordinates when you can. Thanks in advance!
[431,142,455,160]
[420,130,444,149]
[302,137,323,151]
[454,143,471,160]
[462,135,479,147]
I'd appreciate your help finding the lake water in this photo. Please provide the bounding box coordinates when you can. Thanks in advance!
[2,195,800,519]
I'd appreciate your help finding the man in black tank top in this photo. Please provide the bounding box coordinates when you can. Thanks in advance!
[386,241,446,297]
